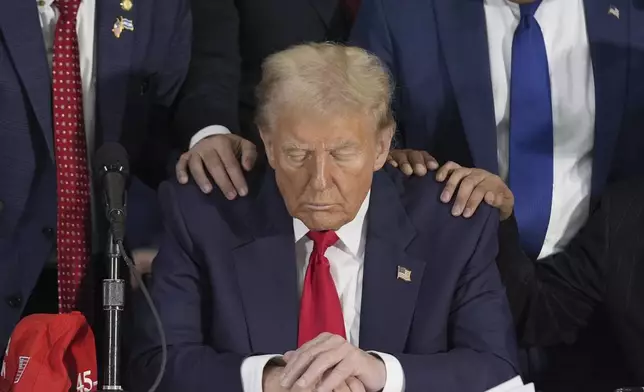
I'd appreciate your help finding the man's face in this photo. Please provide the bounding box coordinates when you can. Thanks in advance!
[261,109,392,231]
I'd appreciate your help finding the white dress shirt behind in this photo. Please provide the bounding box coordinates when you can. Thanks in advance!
[239,194,406,392]
[484,0,595,259]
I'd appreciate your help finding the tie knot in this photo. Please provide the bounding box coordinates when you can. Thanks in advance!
[54,0,81,19]
[519,0,541,18]
[307,231,339,254]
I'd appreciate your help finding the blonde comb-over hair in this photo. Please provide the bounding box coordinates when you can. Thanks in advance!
[255,42,395,133]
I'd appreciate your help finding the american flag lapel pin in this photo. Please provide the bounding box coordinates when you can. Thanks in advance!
[608,5,620,19]
[112,16,135,38]
[397,266,412,282]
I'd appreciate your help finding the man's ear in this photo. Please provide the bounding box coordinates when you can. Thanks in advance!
[373,126,394,171]
[259,127,276,169]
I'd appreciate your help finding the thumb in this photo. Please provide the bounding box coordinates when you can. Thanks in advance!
[240,140,258,171]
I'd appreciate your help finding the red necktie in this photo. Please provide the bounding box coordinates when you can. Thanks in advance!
[52,0,92,313]
[298,231,346,347]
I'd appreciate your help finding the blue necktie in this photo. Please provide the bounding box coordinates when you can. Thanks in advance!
[508,0,553,260]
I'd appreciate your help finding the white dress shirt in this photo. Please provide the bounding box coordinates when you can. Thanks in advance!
[240,194,406,392]
[484,0,595,258]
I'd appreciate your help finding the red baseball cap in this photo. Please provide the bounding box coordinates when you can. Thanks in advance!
[0,312,97,392]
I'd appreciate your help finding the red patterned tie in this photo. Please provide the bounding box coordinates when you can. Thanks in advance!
[52,0,92,313]
[298,231,346,347]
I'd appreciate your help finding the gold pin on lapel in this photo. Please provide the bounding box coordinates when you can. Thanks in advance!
[112,16,134,38]
[608,5,620,19]
[397,266,412,282]
[120,0,133,11]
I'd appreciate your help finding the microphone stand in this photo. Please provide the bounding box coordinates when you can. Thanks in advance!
[100,232,126,391]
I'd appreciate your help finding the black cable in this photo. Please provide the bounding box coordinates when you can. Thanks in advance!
[117,240,167,392]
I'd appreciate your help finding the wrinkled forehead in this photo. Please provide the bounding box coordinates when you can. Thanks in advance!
[270,105,377,144]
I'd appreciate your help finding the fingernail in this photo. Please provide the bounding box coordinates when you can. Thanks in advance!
[297,378,307,388]
[226,191,236,200]
[441,191,450,202]
[202,185,212,193]
[463,208,473,218]
[452,206,463,216]
[178,175,187,184]
[239,187,248,197]
[429,161,439,169]
[415,164,427,175]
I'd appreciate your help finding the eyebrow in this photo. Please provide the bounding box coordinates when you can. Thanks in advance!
[282,144,307,152]
[281,140,360,152]
[331,141,360,150]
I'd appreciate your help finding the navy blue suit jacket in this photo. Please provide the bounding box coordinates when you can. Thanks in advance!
[351,0,644,199]
[129,166,519,391]
[0,0,190,348]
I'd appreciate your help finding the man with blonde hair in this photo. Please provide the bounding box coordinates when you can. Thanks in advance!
[129,43,518,392]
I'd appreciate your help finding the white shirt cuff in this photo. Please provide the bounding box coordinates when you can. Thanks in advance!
[369,351,405,392]
[189,125,231,148]
[240,354,281,392]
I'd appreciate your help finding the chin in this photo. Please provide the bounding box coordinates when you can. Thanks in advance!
[301,211,348,231]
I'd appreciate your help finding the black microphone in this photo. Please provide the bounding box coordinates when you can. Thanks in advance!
[94,142,130,242]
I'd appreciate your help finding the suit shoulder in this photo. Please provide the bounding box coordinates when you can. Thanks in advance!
[157,170,263,231]
[381,165,496,230]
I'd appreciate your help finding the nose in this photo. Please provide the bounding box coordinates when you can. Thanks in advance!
[310,151,332,191]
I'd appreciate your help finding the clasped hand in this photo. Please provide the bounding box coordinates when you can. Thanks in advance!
[264,333,386,392]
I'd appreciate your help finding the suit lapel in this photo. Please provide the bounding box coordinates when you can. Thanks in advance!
[233,170,300,353]
[433,0,498,173]
[358,172,425,353]
[95,0,137,146]
[308,0,340,29]
[0,2,54,160]
[583,0,629,197]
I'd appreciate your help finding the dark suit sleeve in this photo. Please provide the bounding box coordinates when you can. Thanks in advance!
[349,0,404,147]
[172,0,241,149]
[128,183,245,391]
[497,196,610,347]
[396,209,519,390]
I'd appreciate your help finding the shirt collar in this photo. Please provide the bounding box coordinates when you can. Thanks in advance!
[293,191,370,257]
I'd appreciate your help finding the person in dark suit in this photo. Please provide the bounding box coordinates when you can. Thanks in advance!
[432,161,644,391]
[352,1,644,383]
[351,0,644,194]
[129,43,519,392]
[0,0,190,352]
[171,0,363,200]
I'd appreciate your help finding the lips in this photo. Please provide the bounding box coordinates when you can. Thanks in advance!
[304,203,335,211]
